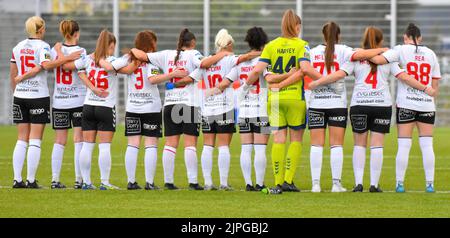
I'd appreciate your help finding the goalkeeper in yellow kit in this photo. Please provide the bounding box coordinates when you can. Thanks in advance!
[242,9,321,192]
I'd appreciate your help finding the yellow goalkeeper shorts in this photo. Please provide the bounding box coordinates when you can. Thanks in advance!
[267,98,307,130]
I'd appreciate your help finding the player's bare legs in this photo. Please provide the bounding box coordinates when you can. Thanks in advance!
[12,123,30,186]
[51,129,68,188]
[328,126,346,192]
[201,133,216,188]
[25,124,45,185]
[282,128,303,191]
[183,134,201,189]
[395,122,414,192]
[352,131,368,191]
[417,122,435,192]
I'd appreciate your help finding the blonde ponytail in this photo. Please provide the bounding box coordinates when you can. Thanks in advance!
[25,16,45,38]
[214,28,234,52]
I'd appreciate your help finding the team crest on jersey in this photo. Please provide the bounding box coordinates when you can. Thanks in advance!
[151,69,160,75]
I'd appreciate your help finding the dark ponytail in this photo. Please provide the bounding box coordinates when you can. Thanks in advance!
[174,28,196,65]
[245,27,268,51]
[405,23,421,53]
[322,21,340,73]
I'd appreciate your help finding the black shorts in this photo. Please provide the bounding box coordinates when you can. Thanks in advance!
[202,110,236,134]
[238,117,271,134]
[52,107,83,130]
[163,104,201,137]
[396,107,435,125]
[13,97,50,124]
[350,106,392,134]
[82,105,116,132]
[308,108,348,129]
[125,111,162,137]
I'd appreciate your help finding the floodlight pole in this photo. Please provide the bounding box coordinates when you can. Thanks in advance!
[113,0,120,57]
[204,0,210,56]
[296,0,303,36]
[35,0,41,17]
[390,0,397,123]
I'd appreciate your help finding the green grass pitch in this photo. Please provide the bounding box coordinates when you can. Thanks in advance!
[0,125,449,217]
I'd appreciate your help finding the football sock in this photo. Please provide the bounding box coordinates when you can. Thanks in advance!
[285,141,302,184]
[395,138,412,183]
[162,146,176,184]
[74,142,83,182]
[330,145,344,181]
[370,147,383,187]
[51,143,65,182]
[240,144,253,186]
[125,145,139,183]
[218,146,231,186]
[26,139,42,183]
[145,146,158,184]
[353,145,366,185]
[271,143,286,186]
[419,136,435,185]
[98,143,112,185]
[80,142,95,185]
[310,145,323,183]
[184,146,198,184]
[13,140,28,182]
[201,145,214,186]
[254,144,267,186]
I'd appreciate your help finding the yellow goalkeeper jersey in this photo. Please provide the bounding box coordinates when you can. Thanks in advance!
[259,37,310,100]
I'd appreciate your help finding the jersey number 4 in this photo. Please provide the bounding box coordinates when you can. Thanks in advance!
[365,71,378,89]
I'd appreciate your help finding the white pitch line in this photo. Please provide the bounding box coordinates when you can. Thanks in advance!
[0,185,449,193]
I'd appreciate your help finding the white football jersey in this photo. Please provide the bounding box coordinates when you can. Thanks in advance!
[11,38,51,99]
[341,59,404,107]
[226,57,268,118]
[123,55,162,113]
[51,45,87,109]
[146,49,203,107]
[309,44,354,109]
[74,55,126,108]
[190,55,239,117]
[383,45,441,112]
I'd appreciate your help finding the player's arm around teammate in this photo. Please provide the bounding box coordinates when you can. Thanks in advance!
[367,23,441,193]
[310,27,434,193]
[209,27,271,191]
[243,10,309,192]
[297,22,389,193]
[71,30,129,190]
[10,16,82,189]
[130,29,205,190]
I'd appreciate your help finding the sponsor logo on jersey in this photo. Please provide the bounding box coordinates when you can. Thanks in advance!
[143,123,159,131]
[30,108,45,115]
[73,112,83,118]
[351,114,367,131]
[374,118,391,125]
[398,108,416,122]
[53,111,70,128]
[12,104,23,121]
[308,110,325,127]
[329,116,347,122]
[126,117,141,133]
[217,118,235,126]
